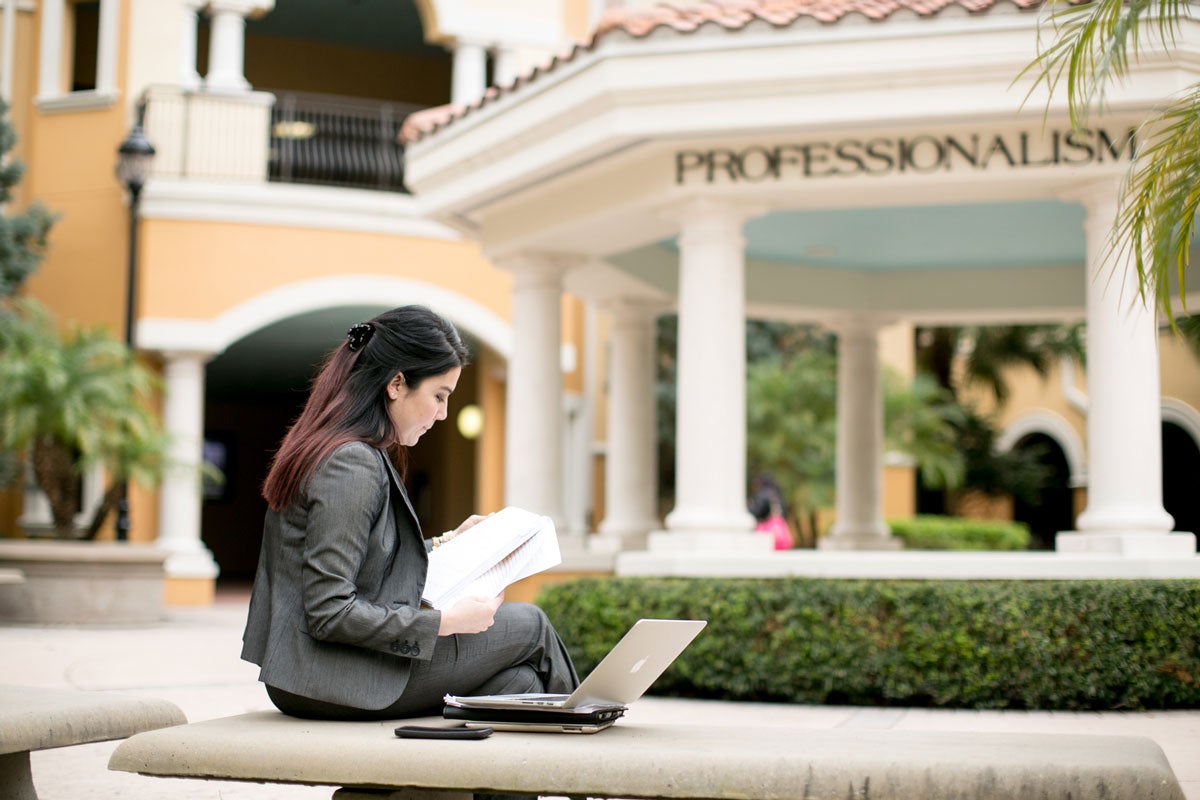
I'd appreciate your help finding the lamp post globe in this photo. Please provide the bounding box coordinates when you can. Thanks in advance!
[116,122,156,198]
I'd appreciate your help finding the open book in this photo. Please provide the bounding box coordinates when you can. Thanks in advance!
[421,507,561,609]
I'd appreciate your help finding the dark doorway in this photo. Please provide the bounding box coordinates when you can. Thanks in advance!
[1162,421,1200,548]
[1011,433,1073,550]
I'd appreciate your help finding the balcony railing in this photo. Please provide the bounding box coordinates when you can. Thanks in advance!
[271,92,419,193]
[141,86,422,193]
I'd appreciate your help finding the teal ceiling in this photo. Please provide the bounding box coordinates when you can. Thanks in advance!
[732,201,1086,271]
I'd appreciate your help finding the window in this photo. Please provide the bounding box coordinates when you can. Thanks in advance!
[36,0,117,109]
[68,1,99,92]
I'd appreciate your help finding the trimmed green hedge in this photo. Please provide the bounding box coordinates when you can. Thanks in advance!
[537,577,1200,710]
[888,515,1030,550]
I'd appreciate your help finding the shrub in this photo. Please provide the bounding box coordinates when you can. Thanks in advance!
[538,577,1200,710]
[888,515,1030,550]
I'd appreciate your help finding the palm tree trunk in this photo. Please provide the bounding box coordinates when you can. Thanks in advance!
[31,437,80,538]
[83,483,123,541]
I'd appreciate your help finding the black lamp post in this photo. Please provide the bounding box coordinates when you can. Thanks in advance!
[113,108,155,541]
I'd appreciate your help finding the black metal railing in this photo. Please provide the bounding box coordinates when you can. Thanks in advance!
[269,91,422,193]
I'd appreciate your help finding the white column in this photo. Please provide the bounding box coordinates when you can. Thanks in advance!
[205,0,275,92]
[156,352,220,579]
[179,0,204,90]
[451,41,487,106]
[656,199,768,550]
[35,0,64,98]
[821,315,900,550]
[492,47,518,88]
[503,255,567,530]
[1057,180,1195,556]
[94,0,119,95]
[596,299,662,550]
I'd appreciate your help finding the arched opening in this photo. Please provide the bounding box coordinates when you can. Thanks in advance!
[1162,421,1200,547]
[1010,433,1073,551]
[200,305,481,584]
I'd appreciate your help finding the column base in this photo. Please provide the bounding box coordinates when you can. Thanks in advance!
[589,528,650,553]
[1056,531,1197,556]
[648,530,774,553]
[158,542,220,580]
[819,532,903,551]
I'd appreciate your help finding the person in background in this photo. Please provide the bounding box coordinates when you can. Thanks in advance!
[242,305,578,722]
[749,473,794,551]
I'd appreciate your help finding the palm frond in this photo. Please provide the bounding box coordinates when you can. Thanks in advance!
[1020,0,1189,129]
[1111,82,1200,324]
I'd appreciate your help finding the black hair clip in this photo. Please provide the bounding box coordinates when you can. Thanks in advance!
[347,322,375,352]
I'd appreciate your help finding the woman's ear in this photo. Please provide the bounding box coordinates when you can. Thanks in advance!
[387,373,406,400]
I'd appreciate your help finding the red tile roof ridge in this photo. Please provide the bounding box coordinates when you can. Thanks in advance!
[401,0,1044,145]
[593,0,1042,38]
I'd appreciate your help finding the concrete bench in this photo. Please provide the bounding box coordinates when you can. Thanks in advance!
[0,684,186,800]
[108,709,1185,800]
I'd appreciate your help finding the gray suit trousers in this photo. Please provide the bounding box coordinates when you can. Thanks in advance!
[268,601,579,720]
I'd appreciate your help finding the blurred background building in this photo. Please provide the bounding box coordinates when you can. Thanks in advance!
[2,0,1198,606]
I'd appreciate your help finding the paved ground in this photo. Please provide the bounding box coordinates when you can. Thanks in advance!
[2,590,1198,800]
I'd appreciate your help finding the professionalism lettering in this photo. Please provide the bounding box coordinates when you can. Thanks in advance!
[674,129,1136,184]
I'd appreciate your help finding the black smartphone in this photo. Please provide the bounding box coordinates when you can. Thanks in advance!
[394,724,493,740]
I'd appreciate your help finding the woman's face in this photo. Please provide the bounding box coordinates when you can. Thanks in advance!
[386,367,461,446]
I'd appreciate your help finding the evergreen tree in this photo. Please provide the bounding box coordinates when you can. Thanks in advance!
[0,99,54,490]
[0,99,54,300]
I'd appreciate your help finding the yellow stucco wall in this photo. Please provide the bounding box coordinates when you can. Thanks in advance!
[2,7,38,208]
[138,219,512,322]
[23,103,130,333]
[1161,332,1200,403]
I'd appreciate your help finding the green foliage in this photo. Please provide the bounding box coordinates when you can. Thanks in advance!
[539,577,1200,710]
[915,325,1085,407]
[747,351,965,527]
[952,405,1054,506]
[746,348,838,517]
[0,300,167,537]
[0,98,55,299]
[883,372,965,490]
[1021,0,1198,322]
[888,515,1030,551]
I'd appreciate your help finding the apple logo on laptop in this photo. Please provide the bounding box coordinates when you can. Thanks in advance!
[629,658,648,674]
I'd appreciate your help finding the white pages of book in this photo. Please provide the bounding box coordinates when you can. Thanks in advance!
[421,506,561,609]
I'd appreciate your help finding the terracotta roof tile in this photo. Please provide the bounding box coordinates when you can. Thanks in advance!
[593,0,1040,35]
[401,0,1042,144]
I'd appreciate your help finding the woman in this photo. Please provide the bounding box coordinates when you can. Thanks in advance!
[241,305,579,720]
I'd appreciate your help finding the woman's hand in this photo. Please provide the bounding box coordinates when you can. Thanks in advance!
[450,513,489,536]
[437,594,502,636]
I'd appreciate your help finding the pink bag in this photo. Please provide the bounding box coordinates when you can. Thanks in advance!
[756,514,794,550]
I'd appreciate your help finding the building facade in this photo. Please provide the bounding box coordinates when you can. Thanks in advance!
[3,0,1200,607]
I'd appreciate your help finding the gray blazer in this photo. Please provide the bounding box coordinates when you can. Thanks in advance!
[241,441,441,710]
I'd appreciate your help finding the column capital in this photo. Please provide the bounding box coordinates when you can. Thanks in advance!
[824,313,895,338]
[206,0,275,18]
[597,295,671,322]
[493,251,585,286]
[159,349,215,365]
[660,196,768,229]
[1057,177,1123,215]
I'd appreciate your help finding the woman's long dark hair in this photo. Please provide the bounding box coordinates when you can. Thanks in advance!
[262,305,470,512]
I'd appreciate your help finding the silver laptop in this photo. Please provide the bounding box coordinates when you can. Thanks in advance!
[443,618,706,729]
